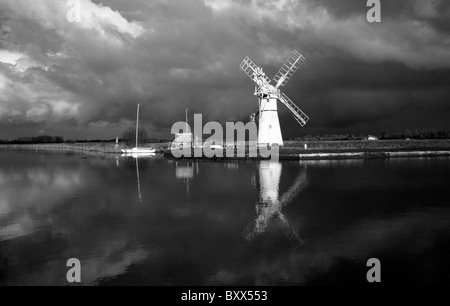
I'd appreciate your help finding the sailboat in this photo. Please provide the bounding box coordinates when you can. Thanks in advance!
[121,104,156,157]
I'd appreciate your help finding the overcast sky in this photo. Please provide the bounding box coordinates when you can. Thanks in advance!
[0,0,449,139]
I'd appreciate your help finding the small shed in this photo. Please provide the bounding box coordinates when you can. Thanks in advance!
[171,133,193,149]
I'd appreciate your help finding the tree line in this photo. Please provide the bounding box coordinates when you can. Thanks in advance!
[0,128,168,145]
[0,135,65,144]
[378,129,450,140]
[2,128,449,145]
[294,129,450,142]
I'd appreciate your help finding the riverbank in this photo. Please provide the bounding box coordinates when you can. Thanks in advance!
[283,139,450,160]
[2,139,450,160]
[0,142,168,154]
[164,139,450,160]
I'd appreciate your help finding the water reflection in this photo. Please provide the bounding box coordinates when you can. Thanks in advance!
[245,161,308,244]
[0,151,155,285]
[174,161,199,197]
[0,164,82,240]
[136,158,142,203]
[1,151,450,285]
[225,163,239,170]
[120,153,156,203]
[300,159,364,167]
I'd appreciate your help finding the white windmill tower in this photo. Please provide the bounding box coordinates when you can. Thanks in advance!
[239,50,309,147]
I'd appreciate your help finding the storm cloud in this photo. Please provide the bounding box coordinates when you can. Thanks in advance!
[0,0,449,139]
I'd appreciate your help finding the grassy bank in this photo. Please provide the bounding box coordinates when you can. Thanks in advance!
[0,142,170,154]
[283,139,450,153]
[282,139,450,159]
[165,139,450,160]
[2,139,450,160]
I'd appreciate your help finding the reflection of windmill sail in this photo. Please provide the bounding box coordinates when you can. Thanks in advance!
[279,170,308,207]
[245,161,308,244]
[277,170,308,244]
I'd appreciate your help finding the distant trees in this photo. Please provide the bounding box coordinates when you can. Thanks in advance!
[1,128,449,145]
[293,129,450,142]
[379,129,450,140]
[5,135,65,144]
[295,134,366,141]
[0,134,170,145]
[121,127,149,146]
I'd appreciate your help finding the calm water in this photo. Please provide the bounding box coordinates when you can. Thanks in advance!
[1,150,450,286]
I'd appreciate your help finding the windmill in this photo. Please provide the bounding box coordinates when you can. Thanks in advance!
[239,50,309,147]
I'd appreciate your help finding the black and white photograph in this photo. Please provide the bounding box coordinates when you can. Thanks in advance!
[1,0,450,293]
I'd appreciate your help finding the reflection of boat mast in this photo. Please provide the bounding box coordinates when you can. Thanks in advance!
[175,161,197,197]
[245,161,308,244]
[186,177,189,197]
[136,157,142,203]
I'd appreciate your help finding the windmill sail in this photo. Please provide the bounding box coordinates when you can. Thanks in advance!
[279,93,309,127]
[273,50,305,88]
[239,50,310,147]
[239,57,271,85]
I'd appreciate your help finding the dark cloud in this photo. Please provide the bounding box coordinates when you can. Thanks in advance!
[0,0,449,139]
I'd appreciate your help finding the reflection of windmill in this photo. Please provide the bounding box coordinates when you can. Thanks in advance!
[245,161,308,244]
[240,50,309,146]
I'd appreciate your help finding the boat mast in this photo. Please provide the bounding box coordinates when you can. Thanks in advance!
[135,104,140,149]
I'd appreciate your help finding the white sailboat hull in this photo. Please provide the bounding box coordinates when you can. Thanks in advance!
[121,152,156,159]
[122,147,156,155]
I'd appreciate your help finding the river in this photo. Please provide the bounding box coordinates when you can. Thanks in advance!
[0,150,449,285]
